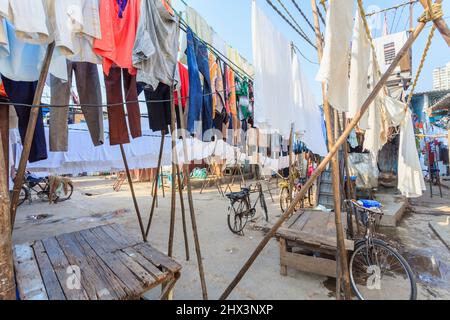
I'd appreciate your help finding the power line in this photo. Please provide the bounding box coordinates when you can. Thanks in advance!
[290,0,316,32]
[275,0,314,43]
[265,0,317,49]
[292,44,319,65]
[365,0,419,17]
[317,1,326,25]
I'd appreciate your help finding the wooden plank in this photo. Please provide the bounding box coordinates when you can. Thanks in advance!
[277,227,354,251]
[133,243,182,274]
[279,238,288,276]
[79,229,143,297]
[303,212,331,235]
[292,211,312,231]
[72,232,128,300]
[89,226,159,286]
[56,233,115,300]
[41,237,89,300]
[280,250,337,278]
[13,244,48,300]
[110,223,143,246]
[122,247,166,281]
[101,224,135,249]
[32,241,66,300]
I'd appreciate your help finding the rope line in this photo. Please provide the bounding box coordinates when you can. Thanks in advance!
[365,0,419,17]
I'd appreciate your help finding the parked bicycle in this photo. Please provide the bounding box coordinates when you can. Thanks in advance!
[279,177,313,213]
[18,172,74,206]
[226,182,268,235]
[345,199,417,300]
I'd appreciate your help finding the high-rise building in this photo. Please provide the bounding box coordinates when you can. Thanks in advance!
[433,62,450,91]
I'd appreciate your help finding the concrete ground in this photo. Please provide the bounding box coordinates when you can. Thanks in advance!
[12,175,450,300]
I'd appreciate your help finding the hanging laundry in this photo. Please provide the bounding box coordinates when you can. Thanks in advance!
[315,0,354,113]
[94,0,140,76]
[209,52,227,131]
[1,76,47,163]
[348,9,370,128]
[251,0,294,138]
[173,62,189,109]
[0,20,47,82]
[133,0,180,91]
[292,51,328,157]
[50,61,104,152]
[68,0,103,65]
[186,6,213,44]
[8,0,50,44]
[94,0,141,145]
[145,82,173,133]
[397,113,426,197]
[186,27,213,135]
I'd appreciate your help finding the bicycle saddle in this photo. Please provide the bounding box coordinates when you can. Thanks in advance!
[226,189,249,200]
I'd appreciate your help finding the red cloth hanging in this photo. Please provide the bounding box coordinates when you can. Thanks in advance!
[174,62,189,109]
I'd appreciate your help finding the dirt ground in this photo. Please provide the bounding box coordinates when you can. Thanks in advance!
[12,175,450,300]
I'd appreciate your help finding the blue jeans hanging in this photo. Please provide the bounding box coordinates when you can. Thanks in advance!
[186,27,213,136]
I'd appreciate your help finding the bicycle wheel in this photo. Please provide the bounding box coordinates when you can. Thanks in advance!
[55,182,74,202]
[349,239,417,300]
[279,187,290,213]
[227,199,250,234]
[17,187,29,207]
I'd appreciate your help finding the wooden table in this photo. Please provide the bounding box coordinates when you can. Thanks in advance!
[13,224,181,300]
[276,210,354,278]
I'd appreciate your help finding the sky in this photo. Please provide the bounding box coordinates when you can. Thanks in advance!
[173,0,450,101]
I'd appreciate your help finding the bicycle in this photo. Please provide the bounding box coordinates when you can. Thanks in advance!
[226,182,268,235]
[345,199,417,300]
[18,172,74,206]
[279,177,313,213]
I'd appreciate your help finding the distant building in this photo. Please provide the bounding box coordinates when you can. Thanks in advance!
[433,62,450,91]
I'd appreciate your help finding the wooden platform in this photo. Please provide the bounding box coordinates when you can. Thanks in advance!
[276,211,354,278]
[13,224,181,300]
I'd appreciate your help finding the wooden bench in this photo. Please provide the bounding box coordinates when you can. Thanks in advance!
[13,223,181,300]
[276,210,354,278]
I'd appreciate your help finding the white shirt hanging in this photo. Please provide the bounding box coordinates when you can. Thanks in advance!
[252,0,294,138]
[316,0,354,113]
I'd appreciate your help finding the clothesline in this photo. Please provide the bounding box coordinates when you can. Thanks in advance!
[0,84,241,109]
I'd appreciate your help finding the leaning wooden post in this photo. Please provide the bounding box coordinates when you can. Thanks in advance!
[119,145,147,242]
[419,0,450,46]
[311,0,352,299]
[10,42,55,227]
[0,106,8,188]
[0,131,15,300]
[219,16,427,301]
[146,131,166,237]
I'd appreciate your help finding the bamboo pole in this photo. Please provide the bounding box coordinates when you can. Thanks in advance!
[0,131,15,300]
[146,131,166,237]
[10,42,55,227]
[0,106,8,189]
[168,87,177,257]
[219,16,427,301]
[311,1,351,298]
[177,95,208,300]
[342,113,355,200]
[119,144,147,242]
[419,0,450,46]
[288,126,294,202]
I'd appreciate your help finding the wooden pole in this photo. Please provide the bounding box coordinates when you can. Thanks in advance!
[0,131,15,300]
[219,17,427,301]
[288,127,294,202]
[177,96,208,300]
[10,42,55,227]
[119,144,147,242]
[175,90,191,262]
[311,1,351,299]
[168,87,177,257]
[146,131,166,237]
[419,0,450,46]
[0,106,8,189]
[342,113,355,199]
